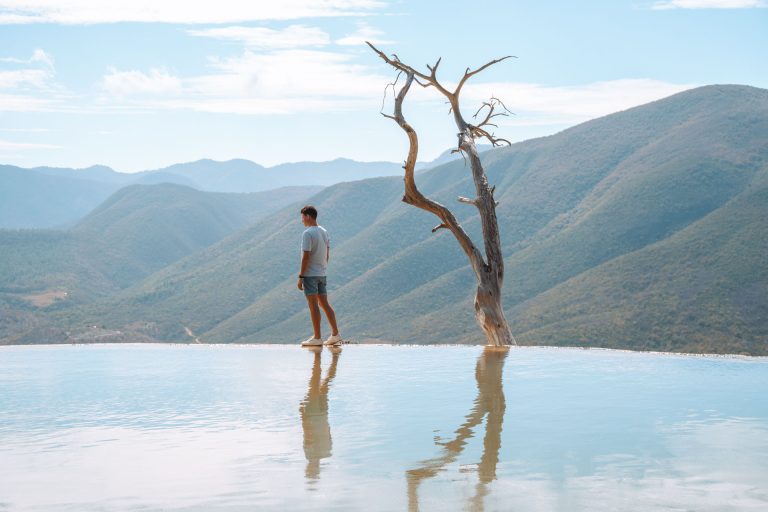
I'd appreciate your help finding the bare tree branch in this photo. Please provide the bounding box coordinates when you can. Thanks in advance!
[413,76,431,88]
[454,56,516,97]
[426,57,442,80]
[369,43,516,347]
[469,97,515,146]
[449,147,469,167]
[468,124,512,147]
[473,97,513,128]
[368,41,454,100]
[381,69,487,273]
[380,70,402,115]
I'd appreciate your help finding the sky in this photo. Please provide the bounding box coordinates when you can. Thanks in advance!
[0,0,766,172]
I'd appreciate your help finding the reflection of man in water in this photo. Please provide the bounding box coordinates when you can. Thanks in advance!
[299,346,341,480]
[407,347,508,512]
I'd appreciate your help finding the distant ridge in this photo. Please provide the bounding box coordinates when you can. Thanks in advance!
[0,165,120,229]
[0,152,455,229]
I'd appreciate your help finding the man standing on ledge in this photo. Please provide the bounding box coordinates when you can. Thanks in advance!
[298,205,343,347]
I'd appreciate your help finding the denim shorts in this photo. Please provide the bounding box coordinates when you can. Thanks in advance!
[303,276,327,296]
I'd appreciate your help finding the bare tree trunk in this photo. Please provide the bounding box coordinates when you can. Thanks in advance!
[368,43,516,347]
[461,130,516,347]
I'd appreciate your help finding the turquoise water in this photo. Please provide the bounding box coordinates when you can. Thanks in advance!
[0,344,766,511]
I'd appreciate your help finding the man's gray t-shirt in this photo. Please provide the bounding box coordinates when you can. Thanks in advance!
[301,226,330,277]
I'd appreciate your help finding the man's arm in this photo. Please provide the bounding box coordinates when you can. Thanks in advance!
[298,250,311,290]
[300,251,311,275]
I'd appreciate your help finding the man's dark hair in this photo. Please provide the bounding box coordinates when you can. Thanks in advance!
[301,205,318,219]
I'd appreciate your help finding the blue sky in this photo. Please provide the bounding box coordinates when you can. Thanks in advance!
[1,0,766,172]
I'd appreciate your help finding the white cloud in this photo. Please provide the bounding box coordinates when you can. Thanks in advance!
[0,69,52,89]
[96,49,698,124]
[461,79,697,126]
[652,0,766,9]
[0,0,386,24]
[0,92,60,111]
[147,96,369,115]
[29,48,54,68]
[0,49,54,90]
[0,138,61,150]
[201,49,386,98]
[2,127,50,132]
[336,22,393,46]
[100,67,183,97]
[0,49,65,111]
[188,25,330,49]
[99,49,390,114]
[0,48,54,67]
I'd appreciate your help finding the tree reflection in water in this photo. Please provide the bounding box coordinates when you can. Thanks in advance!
[299,346,341,481]
[407,347,509,512]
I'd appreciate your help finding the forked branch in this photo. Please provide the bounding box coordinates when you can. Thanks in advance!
[370,41,514,148]
[469,125,511,147]
[473,97,513,128]
[382,69,486,274]
[367,42,453,98]
[469,97,513,147]
[454,56,516,97]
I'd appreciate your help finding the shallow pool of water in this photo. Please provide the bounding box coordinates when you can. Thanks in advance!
[0,344,766,511]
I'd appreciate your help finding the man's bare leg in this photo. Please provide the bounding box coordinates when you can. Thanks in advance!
[317,294,339,336]
[306,295,322,339]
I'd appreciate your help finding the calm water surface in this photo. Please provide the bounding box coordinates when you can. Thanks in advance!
[0,344,766,511]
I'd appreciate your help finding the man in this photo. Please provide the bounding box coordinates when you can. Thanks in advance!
[298,205,343,346]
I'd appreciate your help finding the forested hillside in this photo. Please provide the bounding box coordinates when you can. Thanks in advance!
[4,85,766,354]
[0,183,322,343]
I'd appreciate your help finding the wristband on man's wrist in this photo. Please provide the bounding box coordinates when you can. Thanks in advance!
[299,275,305,278]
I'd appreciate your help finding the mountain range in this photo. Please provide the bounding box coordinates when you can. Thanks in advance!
[0,150,468,229]
[1,85,765,354]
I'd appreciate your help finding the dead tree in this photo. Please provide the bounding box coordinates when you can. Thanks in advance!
[368,43,516,347]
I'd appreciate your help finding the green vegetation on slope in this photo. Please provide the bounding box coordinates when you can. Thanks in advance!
[0,183,322,343]
[73,183,322,271]
[510,176,768,355]
[7,85,768,354]
[52,86,768,353]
